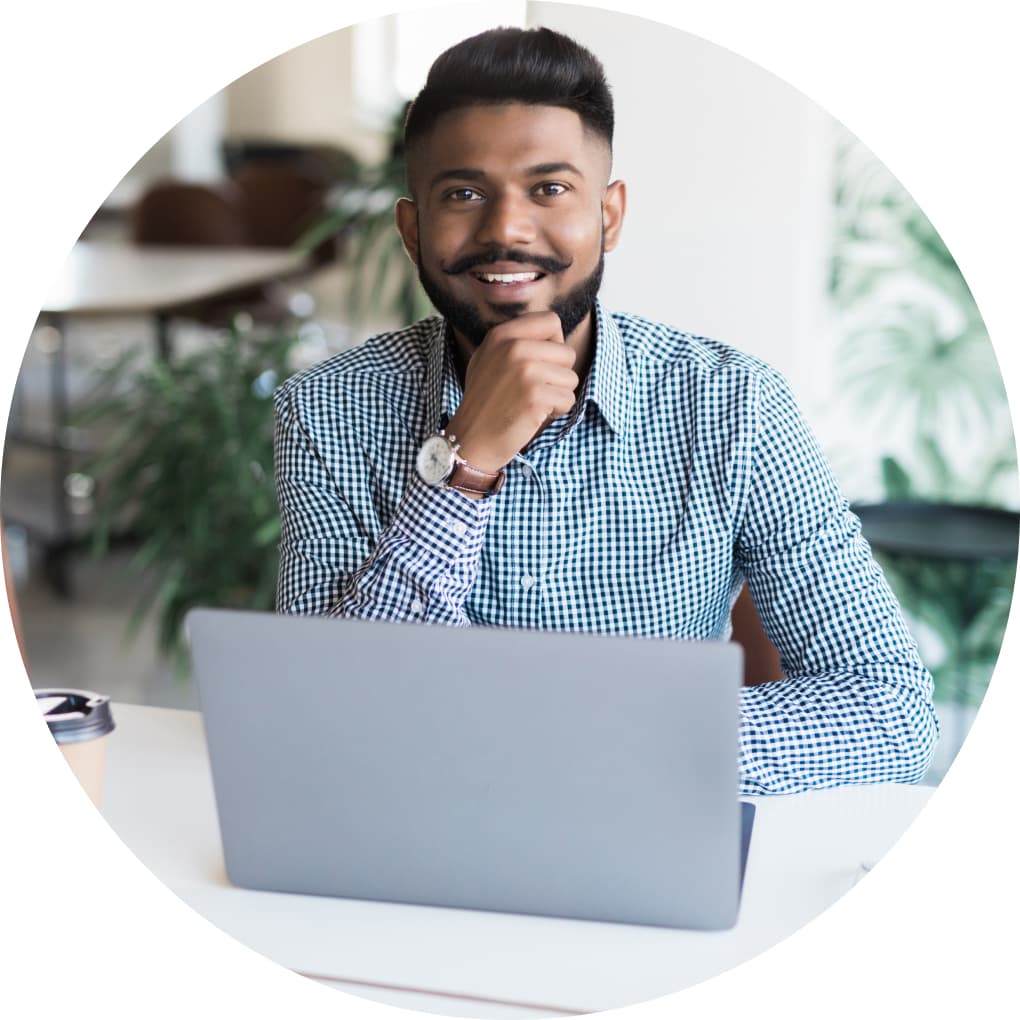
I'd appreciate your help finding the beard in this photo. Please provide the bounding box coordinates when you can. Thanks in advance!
[416,236,605,348]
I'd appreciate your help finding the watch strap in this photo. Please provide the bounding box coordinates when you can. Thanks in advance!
[447,460,506,496]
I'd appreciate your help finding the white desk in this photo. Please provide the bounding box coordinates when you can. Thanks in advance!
[101,704,933,1018]
[41,240,308,318]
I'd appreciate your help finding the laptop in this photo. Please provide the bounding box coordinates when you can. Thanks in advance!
[186,608,754,930]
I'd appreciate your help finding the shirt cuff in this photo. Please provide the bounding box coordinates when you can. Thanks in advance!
[387,473,494,571]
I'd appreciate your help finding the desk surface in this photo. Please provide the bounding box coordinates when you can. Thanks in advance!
[41,240,308,316]
[101,703,933,1018]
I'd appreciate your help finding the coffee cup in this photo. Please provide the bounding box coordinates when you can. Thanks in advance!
[36,689,115,808]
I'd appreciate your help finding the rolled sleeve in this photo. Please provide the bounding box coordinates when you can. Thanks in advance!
[735,370,939,794]
[274,382,492,625]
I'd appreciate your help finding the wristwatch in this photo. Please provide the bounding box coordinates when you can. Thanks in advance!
[415,431,505,497]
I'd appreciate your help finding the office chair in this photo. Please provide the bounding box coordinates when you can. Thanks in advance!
[130,179,297,328]
[731,583,784,685]
[130,179,249,247]
[231,163,335,262]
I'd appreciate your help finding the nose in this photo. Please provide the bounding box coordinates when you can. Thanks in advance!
[473,190,536,248]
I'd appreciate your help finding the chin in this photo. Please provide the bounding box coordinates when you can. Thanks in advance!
[483,298,530,319]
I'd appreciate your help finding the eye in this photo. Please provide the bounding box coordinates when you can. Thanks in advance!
[444,187,483,202]
[534,182,569,197]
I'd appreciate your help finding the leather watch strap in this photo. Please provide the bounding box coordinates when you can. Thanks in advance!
[447,460,506,496]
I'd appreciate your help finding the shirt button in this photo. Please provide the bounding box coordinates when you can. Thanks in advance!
[451,520,468,537]
[521,575,536,591]
[410,599,424,615]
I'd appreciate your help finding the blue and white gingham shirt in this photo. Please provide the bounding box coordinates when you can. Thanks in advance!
[274,303,938,794]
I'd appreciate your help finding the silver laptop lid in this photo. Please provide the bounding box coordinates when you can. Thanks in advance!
[187,608,744,929]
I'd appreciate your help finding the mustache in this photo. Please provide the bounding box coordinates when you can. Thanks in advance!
[441,249,573,276]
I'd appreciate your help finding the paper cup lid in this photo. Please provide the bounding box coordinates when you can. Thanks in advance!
[36,689,115,744]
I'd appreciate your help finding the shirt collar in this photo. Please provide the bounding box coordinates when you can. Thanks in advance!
[579,300,631,438]
[425,300,632,438]
[422,317,462,435]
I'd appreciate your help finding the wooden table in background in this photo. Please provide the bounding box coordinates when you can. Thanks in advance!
[9,241,309,593]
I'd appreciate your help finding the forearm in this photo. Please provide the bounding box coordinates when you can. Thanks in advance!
[738,521,939,794]
[734,370,939,793]
[274,387,493,625]
[738,663,938,795]
[317,477,491,624]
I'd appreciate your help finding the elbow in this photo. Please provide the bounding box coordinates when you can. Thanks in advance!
[889,691,940,784]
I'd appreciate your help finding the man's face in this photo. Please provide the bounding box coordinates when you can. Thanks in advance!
[396,103,626,348]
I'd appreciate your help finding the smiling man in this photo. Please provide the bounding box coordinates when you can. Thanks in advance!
[399,98,622,495]
[273,26,938,794]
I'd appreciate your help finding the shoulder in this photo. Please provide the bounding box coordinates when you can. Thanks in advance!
[610,309,781,386]
[273,318,442,431]
[277,317,440,400]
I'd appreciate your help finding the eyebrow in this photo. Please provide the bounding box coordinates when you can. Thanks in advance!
[428,162,584,191]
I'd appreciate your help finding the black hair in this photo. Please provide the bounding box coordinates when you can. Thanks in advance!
[403,26,614,152]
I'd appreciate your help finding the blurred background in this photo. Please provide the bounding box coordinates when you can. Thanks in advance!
[2,1,1015,784]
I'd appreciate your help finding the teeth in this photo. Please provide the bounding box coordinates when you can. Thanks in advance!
[476,272,540,283]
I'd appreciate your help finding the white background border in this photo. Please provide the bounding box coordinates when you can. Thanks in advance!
[1,1,1016,1016]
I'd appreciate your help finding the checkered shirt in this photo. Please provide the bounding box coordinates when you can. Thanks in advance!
[274,303,938,794]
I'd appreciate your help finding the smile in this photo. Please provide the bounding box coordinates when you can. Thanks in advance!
[472,271,546,284]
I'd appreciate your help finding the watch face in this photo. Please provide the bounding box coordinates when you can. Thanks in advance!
[416,434,454,486]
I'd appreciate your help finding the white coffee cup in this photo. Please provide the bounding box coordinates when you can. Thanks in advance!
[36,689,115,808]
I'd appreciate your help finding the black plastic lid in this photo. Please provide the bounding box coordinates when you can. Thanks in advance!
[36,689,115,745]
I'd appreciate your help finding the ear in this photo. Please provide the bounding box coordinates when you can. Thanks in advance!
[601,179,626,254]
[395,197,420,266]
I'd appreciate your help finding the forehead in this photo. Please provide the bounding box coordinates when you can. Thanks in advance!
[406,103,611,193]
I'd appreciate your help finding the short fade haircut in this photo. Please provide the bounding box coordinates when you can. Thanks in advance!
[403,26,614,153]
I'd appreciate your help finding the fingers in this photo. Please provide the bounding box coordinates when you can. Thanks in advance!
[511,357,578,390]
[544,386,578,418]
[446,311,582,472]
[483,310,567,347]
[502,338,577,368]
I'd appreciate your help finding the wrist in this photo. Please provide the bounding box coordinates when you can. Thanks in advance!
[444,418,506,474]
[416,430,505,498]
[454,444,505,475]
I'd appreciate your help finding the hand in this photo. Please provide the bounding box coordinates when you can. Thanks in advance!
[446,312,579,472]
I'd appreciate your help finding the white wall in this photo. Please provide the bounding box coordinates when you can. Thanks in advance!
[170,91,226,181]
[528,3,837,420]
[223,26,383,164]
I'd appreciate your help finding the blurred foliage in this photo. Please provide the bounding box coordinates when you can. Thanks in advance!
[870,459,1016,707]
[874,549,1014,708]
[298,103,434,326]
[831,132,1015,498]
[832,132,1018,707]
[878,445,1017,510]
[71,106,431,678]
[75,324,298,675]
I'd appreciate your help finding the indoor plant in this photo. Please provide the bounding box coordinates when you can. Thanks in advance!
[76,323,298,675]
[829,131,1017,714]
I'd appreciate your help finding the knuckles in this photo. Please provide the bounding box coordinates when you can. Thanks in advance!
[460,311,581,451]
[485,310,564,346]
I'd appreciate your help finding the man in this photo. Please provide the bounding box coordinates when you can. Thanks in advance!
[274,26,938,794]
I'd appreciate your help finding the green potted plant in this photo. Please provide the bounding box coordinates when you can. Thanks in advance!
[830,132,1014,495]
[73,108,431,677]
[76,324,298,675]
[829,131,1018,716]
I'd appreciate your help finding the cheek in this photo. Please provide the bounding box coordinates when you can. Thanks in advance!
[551,220,603,265]
[419,218,470,266]
[548,205,604,252]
